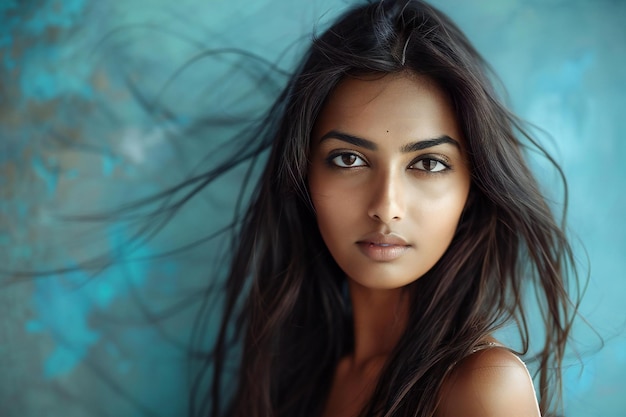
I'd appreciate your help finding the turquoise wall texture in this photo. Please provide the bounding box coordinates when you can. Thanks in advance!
[1,0,624,416]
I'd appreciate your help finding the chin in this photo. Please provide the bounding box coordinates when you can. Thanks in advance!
[346,270,425,291]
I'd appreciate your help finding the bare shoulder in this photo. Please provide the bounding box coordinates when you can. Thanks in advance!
[435,347,541,417]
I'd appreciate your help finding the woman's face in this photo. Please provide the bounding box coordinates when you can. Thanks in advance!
[308,73,471,290]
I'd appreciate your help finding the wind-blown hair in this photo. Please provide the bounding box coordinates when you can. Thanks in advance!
[196,1,578,416]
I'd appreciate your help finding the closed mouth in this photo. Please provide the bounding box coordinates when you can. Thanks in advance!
[356,232,410,247]
[355,232,411,261]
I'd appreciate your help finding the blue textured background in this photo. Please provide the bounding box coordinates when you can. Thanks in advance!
[1,0,624,416]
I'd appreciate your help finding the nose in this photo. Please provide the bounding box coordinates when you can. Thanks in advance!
[367,170,406,223]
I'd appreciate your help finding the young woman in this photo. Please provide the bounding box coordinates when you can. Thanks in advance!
[185,1,578,416]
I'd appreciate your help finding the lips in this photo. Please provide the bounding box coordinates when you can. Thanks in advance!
[356,232,411,261]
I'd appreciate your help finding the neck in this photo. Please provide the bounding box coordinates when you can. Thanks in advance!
[347,280,410,367]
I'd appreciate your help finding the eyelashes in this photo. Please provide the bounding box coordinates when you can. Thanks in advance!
[328,152,368,168]
[411,158,449,172]
[325,151,451,173]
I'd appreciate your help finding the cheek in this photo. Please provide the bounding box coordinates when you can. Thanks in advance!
[310,187,359,237]
[406,182,470,240]
[423,190,468,219]
[308,172,366,254]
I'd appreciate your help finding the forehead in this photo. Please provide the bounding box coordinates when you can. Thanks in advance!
[313,73,463,147]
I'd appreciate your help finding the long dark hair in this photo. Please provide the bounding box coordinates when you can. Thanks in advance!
[192,1,579,416]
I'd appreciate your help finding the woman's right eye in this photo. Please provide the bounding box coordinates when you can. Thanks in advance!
[329,153,367,168]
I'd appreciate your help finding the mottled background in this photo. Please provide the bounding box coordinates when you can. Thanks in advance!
[0,0,624,416]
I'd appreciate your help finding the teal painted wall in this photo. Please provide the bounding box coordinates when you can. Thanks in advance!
[1,0,624,416]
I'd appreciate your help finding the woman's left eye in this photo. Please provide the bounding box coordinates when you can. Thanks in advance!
[411,158,449,172]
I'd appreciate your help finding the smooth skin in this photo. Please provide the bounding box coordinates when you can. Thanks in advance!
[308,73,541,417]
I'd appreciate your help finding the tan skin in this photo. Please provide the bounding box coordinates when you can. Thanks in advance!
[308,73,541,417]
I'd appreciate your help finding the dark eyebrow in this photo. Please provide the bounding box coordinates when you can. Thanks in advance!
[319,131,377,151]
[319,130,460,152]
[400,135,460,152]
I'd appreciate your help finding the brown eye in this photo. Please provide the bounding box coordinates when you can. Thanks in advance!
[424,159,437,171]
[330,153,367,168]
[342,154,356,165]
[412,158,448,172]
